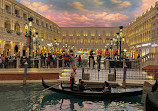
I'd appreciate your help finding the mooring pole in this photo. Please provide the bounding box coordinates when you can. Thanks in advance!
[82,67,84,80]
[122,66,127,88]
[114,68,116,81]
[98,68,100,81]
[23,62,28,85]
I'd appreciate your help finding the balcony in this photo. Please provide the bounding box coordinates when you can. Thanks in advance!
[16,32,21,36]
[16,14,20,18]
[6,29,13,34]
[6,10,11,14]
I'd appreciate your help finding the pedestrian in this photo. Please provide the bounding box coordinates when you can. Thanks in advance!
[64,53,69,67]
[97,54,101,69]
[47,53,50,68]
[1,55,5,68]
[78,55,81,67]
[41,54,44,67]
[0,54,2,68]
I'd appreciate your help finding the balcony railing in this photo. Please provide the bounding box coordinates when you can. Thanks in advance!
[6,29,13,34]
[6,10,11,14]
[16,14,20,18]
[16,32,21,36]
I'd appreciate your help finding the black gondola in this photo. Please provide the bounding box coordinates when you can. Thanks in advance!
[42,78,143,99]
[146,93,158,111]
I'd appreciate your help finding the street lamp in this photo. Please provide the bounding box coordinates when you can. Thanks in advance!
[119,26,124,60]
[25,17,34,67]
[116,32,119,58]
[35,32,38,57]
[110,39,113,59]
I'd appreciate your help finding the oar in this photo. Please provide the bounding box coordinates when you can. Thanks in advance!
[24,83,60,100]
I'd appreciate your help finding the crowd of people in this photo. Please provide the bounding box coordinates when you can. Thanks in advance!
[0,52,136,68]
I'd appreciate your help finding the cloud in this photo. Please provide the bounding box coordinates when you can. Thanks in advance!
[111,0,131,9]
[20,0,53,12]
[19,0,130,27]
[134,0,157,17]
[69,1,89,13]
[93,0,104,5]
[103,13,129,21]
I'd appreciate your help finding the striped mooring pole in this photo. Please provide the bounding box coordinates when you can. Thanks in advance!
[23,61,28,85]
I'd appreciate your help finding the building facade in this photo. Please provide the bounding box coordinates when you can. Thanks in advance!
[126,1,158,59]
[0,0,60,57]
[60,27,127,56]
[1,0,158,59]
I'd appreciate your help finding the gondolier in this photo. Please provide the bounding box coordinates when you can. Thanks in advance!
[70,66,77,90]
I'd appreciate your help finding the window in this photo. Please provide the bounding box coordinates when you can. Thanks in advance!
[5,5,11,14]
[36,19,39,26]
[23,13,27,20]
[41,22,44,27]
[46,23,48,29]
[15,9,20,18]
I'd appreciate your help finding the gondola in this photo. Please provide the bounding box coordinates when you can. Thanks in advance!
[42,78,143,99]
[145,93,158,111]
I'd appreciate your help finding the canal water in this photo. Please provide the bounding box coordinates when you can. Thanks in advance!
[0,83,144,111]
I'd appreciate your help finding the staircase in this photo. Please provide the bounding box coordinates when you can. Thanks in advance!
[58,68,81,82]
[141,53,158,77]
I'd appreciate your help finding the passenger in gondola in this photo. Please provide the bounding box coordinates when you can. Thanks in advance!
[75,79,82,89]
[79,81,86,91]
[103,81,111,93]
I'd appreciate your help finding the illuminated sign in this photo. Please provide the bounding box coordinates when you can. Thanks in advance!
[152,43,158,47]
[136,45,141,48]
[142,43,151,47]
[47,44,52,46]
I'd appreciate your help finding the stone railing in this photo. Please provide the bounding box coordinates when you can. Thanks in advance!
[132,52,158,69]
[141,52,158,68]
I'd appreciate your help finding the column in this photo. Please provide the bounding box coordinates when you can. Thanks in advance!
[139,57,142,70]
[0,40,2,55]
[0,0,2,9]
[20,43,23,57]
[123,59,126,68]
[11,42,15,56]
[38,57,41,68]
[26,47,29,57]
[57,58,59,68]
[90,58,93,69]
[106,59,109,70]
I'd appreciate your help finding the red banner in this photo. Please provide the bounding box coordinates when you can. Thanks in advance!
[27,37,30,47]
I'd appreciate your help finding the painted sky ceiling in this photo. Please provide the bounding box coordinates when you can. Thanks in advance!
[16,0,158,27]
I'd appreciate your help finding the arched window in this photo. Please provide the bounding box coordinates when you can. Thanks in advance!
[91,38,95,44]
[77,39,80,44]
[15,23,20,32]
[5,20,11,30]
[84,38,88,44]
[63,39,66,44]
[98,38,102,44]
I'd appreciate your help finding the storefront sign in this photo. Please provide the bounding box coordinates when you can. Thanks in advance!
[136,45,141,48]
[142,43,151,47]
[126,53,130,56]
[77,51,89,54]
[151,43,158,47]
[47,44,52,46]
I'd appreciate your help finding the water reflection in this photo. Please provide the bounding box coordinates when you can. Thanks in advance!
[0,84,144,111]
[41,92,143,111]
